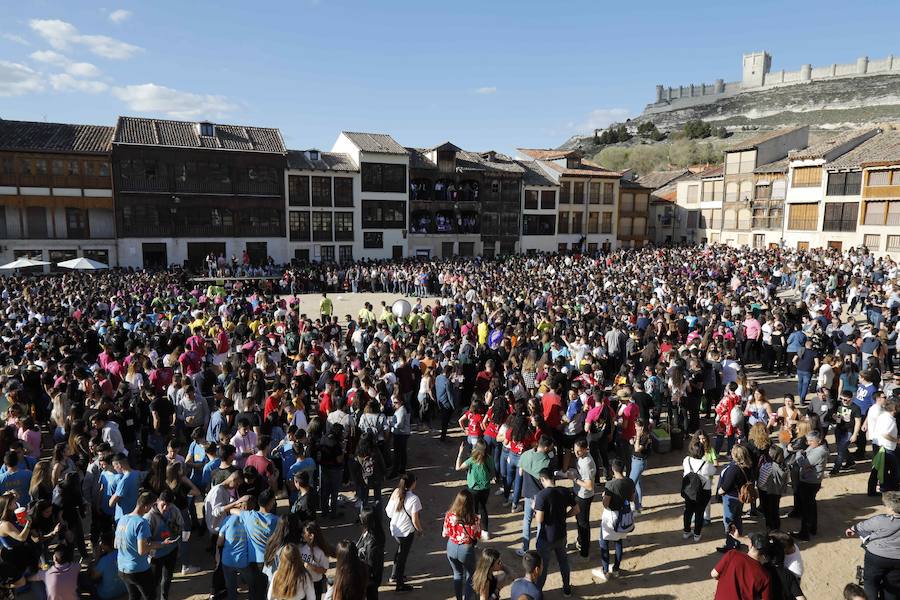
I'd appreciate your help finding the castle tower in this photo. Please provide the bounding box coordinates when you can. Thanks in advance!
[742,51,771,88]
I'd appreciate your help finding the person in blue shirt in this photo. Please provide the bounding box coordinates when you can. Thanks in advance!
[201,443,222,492]
[287,445,316,504]
[144,490,184,600]
[207,399,235,444]
[89,531,127,600]
[0,441,37,475]
[0,452,32,505]
[218,511,251,600]
[110,454,142,521]
[185,428,209,489]
[115,491,177,600]
[232,490,277,597]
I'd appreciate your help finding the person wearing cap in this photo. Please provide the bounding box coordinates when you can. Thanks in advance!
[710,531,773,600]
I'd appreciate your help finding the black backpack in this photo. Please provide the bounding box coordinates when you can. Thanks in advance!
[680,460,705,501]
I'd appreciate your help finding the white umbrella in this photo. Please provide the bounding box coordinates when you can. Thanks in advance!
[56,257,109,270]
[0,257,50,270]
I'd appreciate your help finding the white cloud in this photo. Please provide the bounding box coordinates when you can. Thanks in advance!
[2,33,30,46]
[66,62,102,78]
[30,49,68,65]
[474,86,497,95]
[113,83,236,118]
[578,107,632,131]
[0,60,44,96]
[29,19,141,59]
[49,73,108,93]
[108,10,132,24]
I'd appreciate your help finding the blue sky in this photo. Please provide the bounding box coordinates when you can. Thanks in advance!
[3,0,900,154]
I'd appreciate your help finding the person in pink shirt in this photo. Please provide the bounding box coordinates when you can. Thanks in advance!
[35,546,80,600]
[617,392,640,473]
[742,315,762,365]
[18,417,41,459]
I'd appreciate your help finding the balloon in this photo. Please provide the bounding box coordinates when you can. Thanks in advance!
[392,299,411,318]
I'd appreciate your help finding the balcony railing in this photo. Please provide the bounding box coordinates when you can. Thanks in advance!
[119,176,169,192]
[822,219,857,232]
[787,219,818,231]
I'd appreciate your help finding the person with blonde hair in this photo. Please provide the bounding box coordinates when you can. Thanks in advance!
[716,444,754,553]
[267,544,314,600]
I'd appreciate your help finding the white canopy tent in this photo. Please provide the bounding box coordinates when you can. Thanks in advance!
[0,257,50,270]
[56,257,109,270]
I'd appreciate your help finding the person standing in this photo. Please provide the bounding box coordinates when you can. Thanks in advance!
[830,390,862,475]
[454,440,494,540]
[115,492,177,600]
[757,445,789,532]
[846,491,900,600]
[509,551,543,600]
[873,399,899,494]
[441,489,481,600]
[436,365,458,441]
[592,458,635,583]
[517,435,553,555]
[681,437,716,541]
[532,468,576,596]
[791,430,828,541]
[793,339,820,406]
[629,418,651,513]
[716,445,754,553]
[571,439,595,557]
[385,473,423,592]
[110,454,142,522]
[710,532,773,600]
[144,490,184,600]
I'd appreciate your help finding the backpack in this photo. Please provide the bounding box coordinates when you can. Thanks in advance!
[614,499,636,533]
[360,455,376,483]
[758,462,787,495]
[680,460,706,502]
[737,467,758,505]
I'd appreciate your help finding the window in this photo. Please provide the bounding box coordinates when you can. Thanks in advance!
[587,242,598,253]
[589,182,602,204]
[864,234,881,251]
[772,179,786,200]
[312,212,332,241]
[26,206,47,238]
[633,216,647,237]
[571,212,583,234]
[68,160,79,176]
[289,211,310,241]
[361,163,406,193]
[52,160,64,176]
[822,202,859,232]
[620,193,634,213]
[200,122,215,136]
[65,207,90,238]
[572,182,585,203]
[288,175,310,206]
[868,171,891,186]
[686,185,699,204]
[893,171,900,185]
[333,178,353,207]
[725,153,740,175]
[339,245,353,264]
[738,208,751,229]
[525,190,539,209]
[588,212,599,234]
[557,211,569,234]
[35,160,47,175]
[635,193,649,213]
[723,208,737,229]
[739,151,756,174]
[787,203,818,230]
[755,183,771,200]
[603,182,615,205]
[83,249,108,264]
[725,182,739,202]
[1,158,13,176]
[522,214,555,235]
[827,171,862,196]
[20,159,33,176]
[792,167,822,188]
[739,180,752,201]
[311,176,332,207]
[601,212,612,233]
[559,182,570,204]
[558,243,567,252]
[887,235,900,252]
[540,190,555,209]
[363,232,383,248]
[687,211,698,228]
[293,249,310,263]
[458,242,474,257]
[334,212,354,241]
[618,217,633,237]
[701,180,723,201]
[319,246,335,262]
[362,200,406,229]
[863,200,900,226]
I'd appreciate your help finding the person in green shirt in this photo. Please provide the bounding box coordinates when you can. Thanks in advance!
[455,440,495,540]
[319,292,333,321]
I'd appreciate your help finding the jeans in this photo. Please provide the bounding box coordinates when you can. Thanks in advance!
[683,489,711,536]
[150,550,179,600]
[575,495,593,555]
[759,490,781,531]
[535,536,570,590]
[629,456,646,510]
[391,534,415,585]
[797,481,821,536]
[722,494,742,549]
[321,466,343,515]
[598,537,623,574]
[796,370,813,403]
[507,453,522,505]
[392,434,409,475]
[714,434,736,456]
[499,446,511,496]
[222,564,255,600]
[446,541,476,600]
[121,568,157,600]
[521,497,535,551]
[833,431,852,472]
[864,550,900,600]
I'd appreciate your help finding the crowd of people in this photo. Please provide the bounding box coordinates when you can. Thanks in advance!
[0,243,897,600]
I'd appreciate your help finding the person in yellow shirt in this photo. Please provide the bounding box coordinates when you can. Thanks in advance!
[357,302,376,326]
[378,301,396,329]
[319,292,333,321]
[477,320,489,346]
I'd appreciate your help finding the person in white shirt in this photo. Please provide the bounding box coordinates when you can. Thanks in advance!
[681,437,717,541]
[385,473,423,592]
[871,398,899,495]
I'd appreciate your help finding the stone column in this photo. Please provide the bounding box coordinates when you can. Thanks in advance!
[857,56,869,74]
[801,64,812,81]
[715,79,725,93]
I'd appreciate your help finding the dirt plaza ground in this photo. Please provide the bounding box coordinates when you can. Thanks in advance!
[167,291,881,600]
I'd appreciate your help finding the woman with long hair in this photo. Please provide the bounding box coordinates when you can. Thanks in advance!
[268,544,315,600]
[264,515,304,580]
[471,548,512,600]
[385,473,423,592]
[454,440,494,539]
[29,460,54,503]
[484,394,509,482]
[716,444,754,552]
[442,489,481,600]
[356,507,385,600]
[49,442,75,487]
[327,540,368,600]
[300,521,333,599]
[681,435,717,541]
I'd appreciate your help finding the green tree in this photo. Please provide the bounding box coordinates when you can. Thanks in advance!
[593,146,631,171]
[683,119,712,139]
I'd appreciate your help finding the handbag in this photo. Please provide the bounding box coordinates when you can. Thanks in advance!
[613,500,636,534]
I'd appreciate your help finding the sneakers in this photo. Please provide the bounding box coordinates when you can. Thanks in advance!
[395,583,414,592]
[562,585,573,597]
[682,531,692,540]
[181,566,201,576]
[515,548,527,557]
[480,531,491,541]
[693,534,702,542]
[591,568,608,582]
[494,489,506,496]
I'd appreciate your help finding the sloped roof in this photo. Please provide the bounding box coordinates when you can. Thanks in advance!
[517,160,557,186]
[0,119,113,154]
[406,147,437,170]
[114,117,285,153]
[699,165,724,179]
[635,169,692,190]
[286,150,357,172]
[788,128,879,161]
[456,150,525,175]
[726,126,807,152]
[826,130,900,170]
[754,158,789,174]
[517,148,580,161]
[341,131,407,155]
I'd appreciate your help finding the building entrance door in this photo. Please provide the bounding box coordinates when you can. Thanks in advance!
[246,242,267,266]
[142,243,168,269]
[827,240,843,251]
[187,242,225,272]
[797,241,810,251]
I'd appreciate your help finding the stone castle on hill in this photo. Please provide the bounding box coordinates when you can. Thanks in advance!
[644,51,900,115]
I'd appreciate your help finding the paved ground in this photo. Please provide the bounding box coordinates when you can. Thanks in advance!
[155,292,879,600]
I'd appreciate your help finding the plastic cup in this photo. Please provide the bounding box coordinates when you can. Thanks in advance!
[14,507,26,526]
[182,531,191,542]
